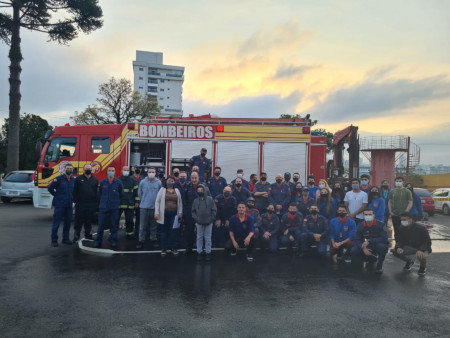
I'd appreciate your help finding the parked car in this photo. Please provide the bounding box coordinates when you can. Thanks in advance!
[0,171,35,203]
[431,188,450,216]
[414,188,435,216]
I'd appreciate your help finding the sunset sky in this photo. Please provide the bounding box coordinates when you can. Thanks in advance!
[1,0,449,164]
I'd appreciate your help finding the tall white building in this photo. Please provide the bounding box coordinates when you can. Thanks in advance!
[133,51,184,117]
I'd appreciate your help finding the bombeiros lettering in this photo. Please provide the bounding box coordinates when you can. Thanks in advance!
[138,124,214,139]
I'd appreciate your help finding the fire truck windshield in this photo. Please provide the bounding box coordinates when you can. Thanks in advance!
[44,137,76,162]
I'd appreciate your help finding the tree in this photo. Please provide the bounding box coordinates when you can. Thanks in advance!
[0,113,52,172]
[0,0,103,172]
[279,114,318,126]
[312,128,334,154]
[70,77,161,125]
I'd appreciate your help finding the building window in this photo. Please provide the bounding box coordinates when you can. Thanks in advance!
[160,106,164,110]
[159,88,164,92]
[159,97,164,100]
[168,88,170,90]
[139,67,144,71]
[167,105,170,107]
[139,77,143,80]
[160,79,165,83]
[148,78,158,84]
[148,87,157,93]
[167,97,170,99]
[139,86,143,89]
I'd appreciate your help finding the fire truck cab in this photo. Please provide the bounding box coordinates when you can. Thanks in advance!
[33,116,327,208]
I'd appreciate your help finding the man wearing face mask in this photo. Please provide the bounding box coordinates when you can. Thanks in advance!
[281,203,304,253]
[300,204,328,257]
[253,172,270,214]
[230,169,250,190]
[232,177,252,204]
[172,168,180,181]
[249,174,258,193]
[48,162,75,246]
[208,166,227,199]
[136,167,161,250]
[329,205,356,263]
[260,204,281,252]
[344,178,368,224]
[291,172,301,201]
[246,197,261,241]
[269,173,291,217]
[351,209,388,274]
[388,176,413,242]
[307,175,318,200]
[73,164,98,242]
[283,172,295,197]
[393,212,431,275]
[189,148,211,182]
[359,174,372,194]
[296,187,315,217]
[157,167,166,183]
[132,167,144,240]
[95,166,123,248]
[118,166,139,239]
[214,186,237,247]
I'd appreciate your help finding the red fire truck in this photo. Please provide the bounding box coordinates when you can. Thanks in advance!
[33,116,327,208]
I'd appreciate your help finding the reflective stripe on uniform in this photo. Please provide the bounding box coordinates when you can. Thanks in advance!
[123,189,130,192]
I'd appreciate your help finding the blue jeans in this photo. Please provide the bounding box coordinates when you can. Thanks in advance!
[300,232,327,256]
[260,234,279,252]
[280,229,302,249]
[160,210,177,251]
[196,223,213,254]
[51,205,73,242]
[351,242,388,268]
[96,208,119,244]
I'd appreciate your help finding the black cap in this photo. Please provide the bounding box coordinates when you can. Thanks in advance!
[201,148,207,152]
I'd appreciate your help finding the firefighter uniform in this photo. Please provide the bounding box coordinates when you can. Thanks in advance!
[133,174,144,239]
[300,214,329,256]
[247,208,261,240]
[48,174,75,244]
[351,220,388,269]
[208,176,228,200]
[118,175,138,238]
[269,182,291,214]
[214,194,237,247]
[260,213,281,252]
[189,155,211,179]
[73,174,98,240]
[95,178,123,247]
[280,211,303,249]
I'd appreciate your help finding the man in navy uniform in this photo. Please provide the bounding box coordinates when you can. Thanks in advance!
[232,177,252,204]
[351,208,388,273]
[226,202,256,261]
[208,166,227,199]
[214,186,237,247]
[253,172,271,214]
[300,204,329,257]
[246,197,261,240]
[230,169,250,191]
[260,204,281,252]
[189,147,211,182]
[48,162,75,246]
[94,165,123,248]
[269,173,291,218]
[280,203,303,252]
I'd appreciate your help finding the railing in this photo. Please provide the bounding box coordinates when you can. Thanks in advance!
[360,135,409,151]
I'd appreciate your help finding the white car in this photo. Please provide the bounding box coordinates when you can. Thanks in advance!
[0,171,35,203]
[431,188,450,215]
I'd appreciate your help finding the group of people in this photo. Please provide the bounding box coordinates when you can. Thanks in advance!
[48,148,432,275]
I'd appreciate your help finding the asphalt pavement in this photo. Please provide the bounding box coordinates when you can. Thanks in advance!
[1,200,450,337]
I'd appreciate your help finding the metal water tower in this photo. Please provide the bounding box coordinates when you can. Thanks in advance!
[360,136,420,186]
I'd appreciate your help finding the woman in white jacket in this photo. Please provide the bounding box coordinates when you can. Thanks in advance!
[154,175,183,256]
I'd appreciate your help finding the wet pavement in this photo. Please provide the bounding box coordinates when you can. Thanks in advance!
[1,200,450,337]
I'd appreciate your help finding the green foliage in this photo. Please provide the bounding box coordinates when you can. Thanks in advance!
[70,77,161,125]
[312,128,334,154]
[408,173,424,187]
[0,114,52,172]
[279,114,318,126]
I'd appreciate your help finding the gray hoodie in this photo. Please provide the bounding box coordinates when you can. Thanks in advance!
[192,196,217,225]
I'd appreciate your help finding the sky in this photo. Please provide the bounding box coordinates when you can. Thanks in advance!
[1,0,449,165]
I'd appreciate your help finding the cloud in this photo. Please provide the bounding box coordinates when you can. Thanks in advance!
[272,64,319,80]
[184,91,303,118]
[306,75,450,123]
[364,64,398,82]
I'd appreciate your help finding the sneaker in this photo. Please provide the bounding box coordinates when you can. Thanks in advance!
[403,260,415,270]
[205,253,212,261]
[62,239,73,245]
[152,241,160,249]
[136,242,143,250]
[51,241,58,247]
[246,254,254,262]
[172,249,179,256]
[364,261,375,271]
[161,250,167,257]
[72,233,80,243]
[418,266,427,275]
[197,252,203,261]
[375,266,383,274]
[230,251,237,257]
[344,256,351,264]
[332,254,338,264]
[110,241,117,248]
[85,233,93,240]
[93,242,101,248]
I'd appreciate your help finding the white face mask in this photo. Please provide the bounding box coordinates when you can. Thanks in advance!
[352,184,360,190]
[122,171,129,176]
[319,183,325,189]
[395,181,403,188]
[237,173,243,178]
[148,172,155,179]
[401,220,410,226]
[364,215,374,222]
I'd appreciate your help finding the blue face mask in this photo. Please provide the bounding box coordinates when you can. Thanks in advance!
[107,171,114,178]
[179,178,186,184]
[361,180,368,185]
[167,182,174,188]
